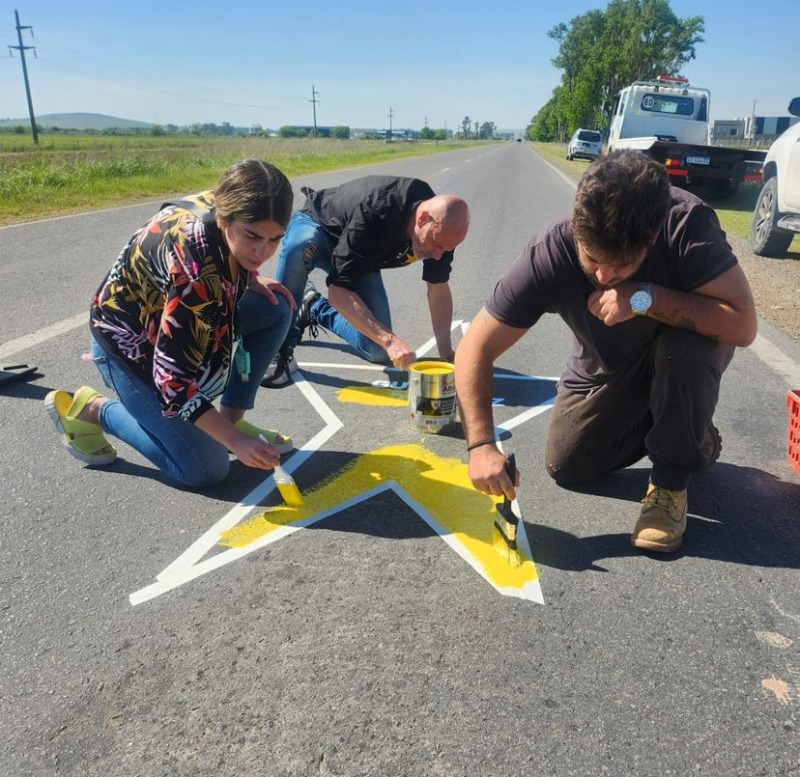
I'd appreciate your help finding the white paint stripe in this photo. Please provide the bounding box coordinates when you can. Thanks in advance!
[130,483,393,605]
[440,167,451,172]
[494,374,560,382]
[750,333,800,388]
[392,485,544,604]
[298,362,398,372]
[496,397,556,433]
[0,313,87,361]
[152,371,342,583]
[300,320,463,372]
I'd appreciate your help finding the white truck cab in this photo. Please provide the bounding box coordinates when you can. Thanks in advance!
[750,96,800,257]
[609,75,710,149]
[607,75,763,199]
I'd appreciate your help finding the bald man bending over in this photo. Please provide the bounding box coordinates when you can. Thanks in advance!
[262,176,470,387]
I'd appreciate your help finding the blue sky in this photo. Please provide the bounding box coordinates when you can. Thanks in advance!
[1,0,797,131]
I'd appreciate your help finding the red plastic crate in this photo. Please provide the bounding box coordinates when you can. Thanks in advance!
[788,390,800,474]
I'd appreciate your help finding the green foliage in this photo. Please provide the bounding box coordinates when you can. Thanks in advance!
[479,122,496,140]
[531,0,704,140]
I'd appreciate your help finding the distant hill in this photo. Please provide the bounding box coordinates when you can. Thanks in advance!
[0,112,154,130]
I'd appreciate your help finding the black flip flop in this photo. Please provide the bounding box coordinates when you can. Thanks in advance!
[0,364,38,387]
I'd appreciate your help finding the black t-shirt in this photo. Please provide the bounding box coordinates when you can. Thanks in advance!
[299,176,454,290]
[486,188,738,391]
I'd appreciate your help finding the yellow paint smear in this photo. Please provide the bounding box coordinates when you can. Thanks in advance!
[336,386,407,407]
[219,443,538,590]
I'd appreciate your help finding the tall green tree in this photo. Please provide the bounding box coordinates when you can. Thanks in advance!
[532,0,704,140]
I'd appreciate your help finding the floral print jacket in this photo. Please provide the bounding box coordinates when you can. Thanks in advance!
[90,192,246,422]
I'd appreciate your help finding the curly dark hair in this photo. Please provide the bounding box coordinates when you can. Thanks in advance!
[214,159,293,227]
[571,150,671,265]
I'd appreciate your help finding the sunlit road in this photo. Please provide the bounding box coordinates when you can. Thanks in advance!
[2,143,799,777]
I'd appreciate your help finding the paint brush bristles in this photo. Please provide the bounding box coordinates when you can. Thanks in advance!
[259,434,303,506]
[493,507,522,568]
[493,453,522,567]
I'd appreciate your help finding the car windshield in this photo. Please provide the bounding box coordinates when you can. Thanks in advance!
[578,131,601,142]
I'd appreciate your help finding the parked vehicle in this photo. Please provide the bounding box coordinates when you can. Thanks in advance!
[567,129,602,161]
[750,97,800,257]
[607,75,766,199]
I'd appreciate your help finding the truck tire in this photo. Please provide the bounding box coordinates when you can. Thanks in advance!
[750,177,794,257]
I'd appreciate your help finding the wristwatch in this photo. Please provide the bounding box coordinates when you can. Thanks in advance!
[629,282,653,316]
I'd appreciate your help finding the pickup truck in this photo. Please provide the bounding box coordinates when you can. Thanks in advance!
[750,96,800,257]
[607,75,766,199]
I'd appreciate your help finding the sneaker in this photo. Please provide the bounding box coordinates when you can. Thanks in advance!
[297,281,322,341]
[631,482,688,553]
[260,344,296,388]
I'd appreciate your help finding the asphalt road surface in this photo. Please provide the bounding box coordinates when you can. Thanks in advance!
[2,144,799,777]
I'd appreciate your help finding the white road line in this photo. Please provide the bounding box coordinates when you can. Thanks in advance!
[750,333,800,389]
[149,372,343,587]
[0,313,87,361]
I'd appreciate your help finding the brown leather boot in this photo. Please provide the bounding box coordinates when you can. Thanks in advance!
[631,483,688,553]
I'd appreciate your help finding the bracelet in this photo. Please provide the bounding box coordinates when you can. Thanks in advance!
[466,438,497,452]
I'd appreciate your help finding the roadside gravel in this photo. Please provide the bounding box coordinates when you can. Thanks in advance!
[728,233,800,342]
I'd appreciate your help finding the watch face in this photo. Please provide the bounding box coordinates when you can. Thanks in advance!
[631,290,652,313]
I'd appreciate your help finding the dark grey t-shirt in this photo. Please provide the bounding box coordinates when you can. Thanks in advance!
[486,188,738,391]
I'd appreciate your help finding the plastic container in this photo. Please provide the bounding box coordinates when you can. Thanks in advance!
[787,390,800,475]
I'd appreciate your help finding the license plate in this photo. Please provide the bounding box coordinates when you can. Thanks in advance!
[686,155,710,165]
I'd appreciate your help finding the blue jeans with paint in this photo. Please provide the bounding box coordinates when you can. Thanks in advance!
[91,289,292,488]
[276,211,392,364]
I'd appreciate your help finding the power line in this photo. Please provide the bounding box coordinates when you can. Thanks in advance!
[8,9,38,144]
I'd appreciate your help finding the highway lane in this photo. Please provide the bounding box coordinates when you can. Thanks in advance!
[1,143,799,776]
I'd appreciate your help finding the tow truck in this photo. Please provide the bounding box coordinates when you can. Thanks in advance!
[607,75,766,199]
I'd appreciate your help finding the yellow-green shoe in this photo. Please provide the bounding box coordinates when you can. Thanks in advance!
[234,418,294,455]
[44,387,117,466]
[631,482,688,553]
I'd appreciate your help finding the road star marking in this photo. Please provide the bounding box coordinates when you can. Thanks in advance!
[129,321,557,606]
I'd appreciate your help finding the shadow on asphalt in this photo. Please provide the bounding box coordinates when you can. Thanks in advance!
[527,462,800,572]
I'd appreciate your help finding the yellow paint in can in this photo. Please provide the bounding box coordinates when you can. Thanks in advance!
[408,360,457,434]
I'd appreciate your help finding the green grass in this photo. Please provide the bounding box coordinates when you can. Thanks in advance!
[4,134,792,251]
[0,134,480,225]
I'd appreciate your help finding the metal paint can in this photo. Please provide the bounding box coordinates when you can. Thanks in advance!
[408,360,457,434]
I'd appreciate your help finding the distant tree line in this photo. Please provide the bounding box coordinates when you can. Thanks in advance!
[527,0,704,143]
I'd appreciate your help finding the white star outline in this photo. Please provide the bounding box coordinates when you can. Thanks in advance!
[129,321,557,606]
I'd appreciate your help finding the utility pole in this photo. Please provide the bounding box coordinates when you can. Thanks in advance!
[309,85,320,138]
[388,106,394,140]
[8,9,38,144]
[750,99,758,141]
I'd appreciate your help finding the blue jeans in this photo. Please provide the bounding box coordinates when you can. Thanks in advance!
[91,289,292,488]
[276,211,393,364]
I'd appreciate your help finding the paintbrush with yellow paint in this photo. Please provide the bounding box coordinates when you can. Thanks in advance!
[493,453,522,566]
[259,435,303,506]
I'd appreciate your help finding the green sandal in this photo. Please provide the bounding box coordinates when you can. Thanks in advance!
[45,386,117,466]
[234,418,294,455]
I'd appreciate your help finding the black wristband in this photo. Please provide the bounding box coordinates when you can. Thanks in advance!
[466,438,496,452]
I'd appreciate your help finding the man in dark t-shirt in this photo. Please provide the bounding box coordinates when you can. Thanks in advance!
[455,151,757,553]
[262,176,470,386]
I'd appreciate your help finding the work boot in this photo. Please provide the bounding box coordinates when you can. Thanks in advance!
[631,482,688,553]
[700,424,722,469]
[260,344,296,388]
[297,281,322,342]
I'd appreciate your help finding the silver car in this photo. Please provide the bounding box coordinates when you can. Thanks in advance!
[567,129,602,161]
